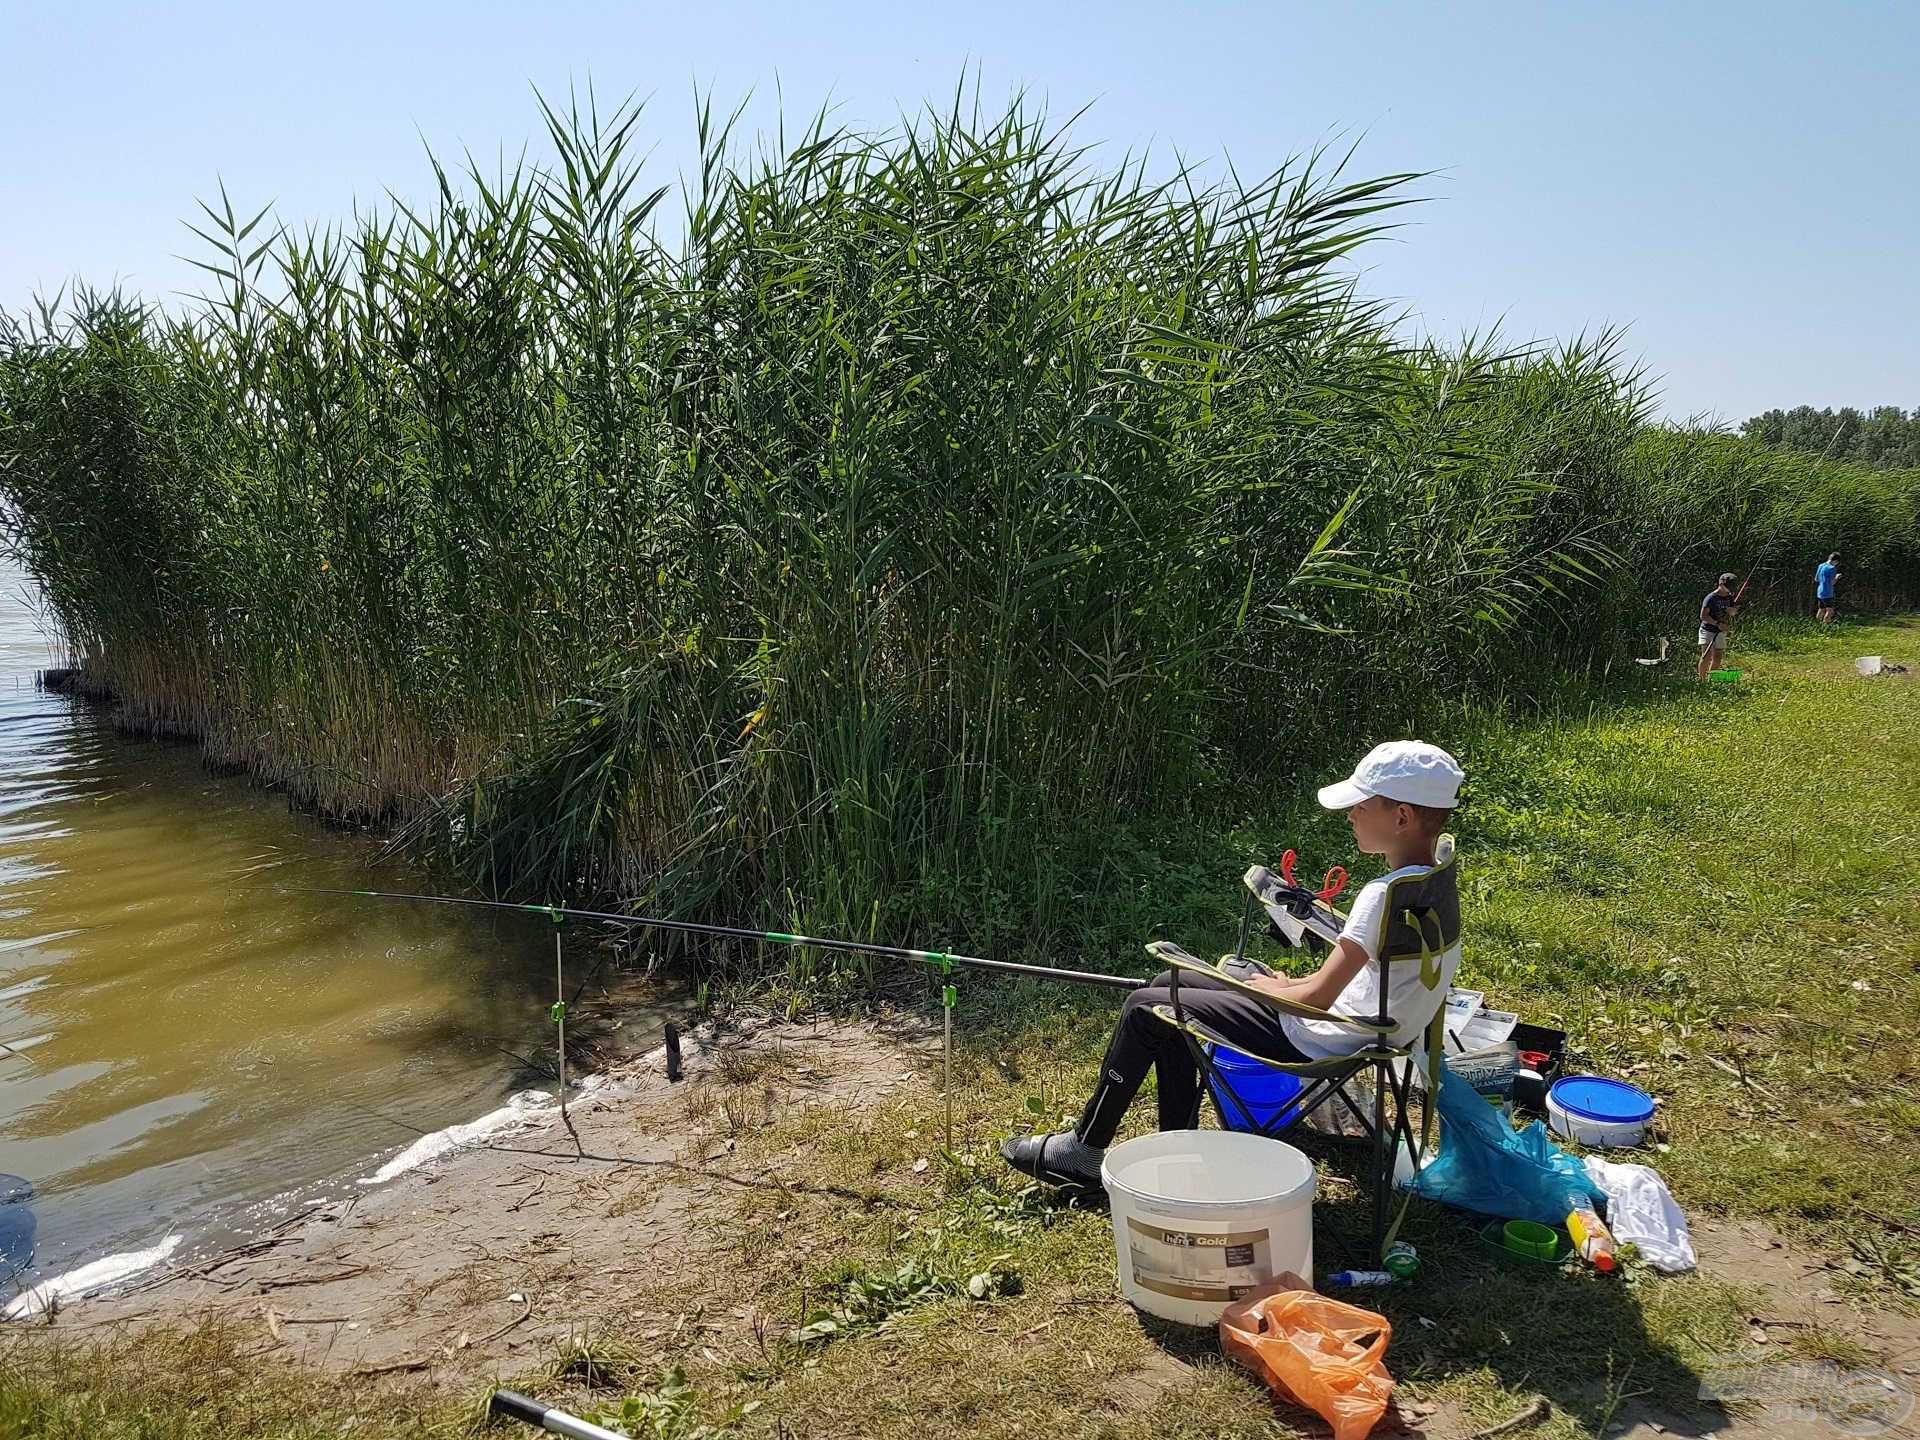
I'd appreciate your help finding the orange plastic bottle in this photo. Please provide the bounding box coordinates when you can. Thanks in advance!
[1566,1198,1617,1272]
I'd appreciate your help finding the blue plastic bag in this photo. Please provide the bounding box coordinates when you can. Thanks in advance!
[1400,1065,1604,1226]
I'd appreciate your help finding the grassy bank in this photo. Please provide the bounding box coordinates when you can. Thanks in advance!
[3,91,1918,974]
[6,616,1916,1439]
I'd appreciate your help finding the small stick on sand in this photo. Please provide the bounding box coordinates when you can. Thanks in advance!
[1469,1396,1550,1439]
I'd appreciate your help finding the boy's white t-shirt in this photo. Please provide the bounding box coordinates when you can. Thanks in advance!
[1279,865,1462,1060]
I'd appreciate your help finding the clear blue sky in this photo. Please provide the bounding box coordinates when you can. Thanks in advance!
[5,1,1915,422]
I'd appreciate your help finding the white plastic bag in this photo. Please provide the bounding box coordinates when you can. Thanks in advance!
[1300,1075,1375,1139]
[1583,1156,1696,1273]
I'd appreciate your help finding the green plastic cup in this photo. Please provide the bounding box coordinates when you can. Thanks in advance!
[1502,1219,1560,1261]
[1709,669,1741,682]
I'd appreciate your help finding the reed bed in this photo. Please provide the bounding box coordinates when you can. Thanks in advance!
[3,91,1916,968]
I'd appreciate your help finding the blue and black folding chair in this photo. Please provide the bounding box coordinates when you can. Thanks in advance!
[1145,836,1462,1263]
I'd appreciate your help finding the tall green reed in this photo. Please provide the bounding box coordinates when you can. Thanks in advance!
[2,88,1914,975]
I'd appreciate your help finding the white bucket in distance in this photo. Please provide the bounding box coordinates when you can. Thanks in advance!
[1101,1129,1314,1326]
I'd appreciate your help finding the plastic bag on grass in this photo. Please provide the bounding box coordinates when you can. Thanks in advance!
[1298,1071,1376,1138]
[1400,1064,1603,1227]
[1584,1156,1696,1272]
[1220,1281,1393,1440]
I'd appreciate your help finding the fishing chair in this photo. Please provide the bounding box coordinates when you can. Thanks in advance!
[1144,836,1462,1264]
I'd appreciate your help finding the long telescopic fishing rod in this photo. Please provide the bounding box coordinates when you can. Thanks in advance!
[301,886,1146,992]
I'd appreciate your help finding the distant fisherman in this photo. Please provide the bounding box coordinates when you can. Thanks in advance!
[1696,571,1740,680]
[1814,552,1841,624]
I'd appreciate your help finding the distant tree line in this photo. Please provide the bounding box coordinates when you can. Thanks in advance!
[1741,405,1920,469]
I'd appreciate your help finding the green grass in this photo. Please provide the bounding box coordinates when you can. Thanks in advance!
[711,614,1920,1436]
[6,615,1915,1438]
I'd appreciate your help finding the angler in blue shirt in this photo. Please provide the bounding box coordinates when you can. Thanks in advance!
[1814,553,1841,624]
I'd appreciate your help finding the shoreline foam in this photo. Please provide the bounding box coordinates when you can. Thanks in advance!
[4,1233,182,1320]
[357,1080,605,1186]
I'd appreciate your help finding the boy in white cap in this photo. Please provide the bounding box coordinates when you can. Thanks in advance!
[1003,741,1465,1189]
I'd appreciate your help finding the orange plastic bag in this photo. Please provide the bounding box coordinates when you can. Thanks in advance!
[1219,1280,1394,1440]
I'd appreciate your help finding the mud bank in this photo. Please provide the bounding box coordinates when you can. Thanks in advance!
[14,1014,932,1385]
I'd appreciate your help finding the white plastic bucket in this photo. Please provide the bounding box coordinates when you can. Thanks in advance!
[1101,1129,1314,1326]
[1546,1075,1655,1148]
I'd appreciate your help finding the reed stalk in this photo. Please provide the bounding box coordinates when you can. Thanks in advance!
[3,87,1915,973]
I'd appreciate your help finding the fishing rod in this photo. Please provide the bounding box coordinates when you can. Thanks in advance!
[492,1388,623,1440]
[301,886,1146,992]
[311,885,1146,1152]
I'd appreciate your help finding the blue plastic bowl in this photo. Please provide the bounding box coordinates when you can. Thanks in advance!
[1209,1045,1305,1132]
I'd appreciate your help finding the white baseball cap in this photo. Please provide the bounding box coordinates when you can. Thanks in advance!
[1317,740,1464,810]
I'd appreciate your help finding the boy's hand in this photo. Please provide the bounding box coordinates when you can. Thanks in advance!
[1220,954,1275,982]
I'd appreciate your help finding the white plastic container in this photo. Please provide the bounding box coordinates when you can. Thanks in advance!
[1457,1007,1518,1048]
[1442,988,1485,1045]
[1101,1129,1315,1326]
[1546,1075,1656,1148]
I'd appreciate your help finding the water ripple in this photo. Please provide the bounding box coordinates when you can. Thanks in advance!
[0,563,561,1285]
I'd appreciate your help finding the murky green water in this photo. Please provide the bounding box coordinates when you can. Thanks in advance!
[0,561,570,1283]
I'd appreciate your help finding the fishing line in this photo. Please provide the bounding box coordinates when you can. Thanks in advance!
[295,887,1146,991]
[302,885,1147,1155]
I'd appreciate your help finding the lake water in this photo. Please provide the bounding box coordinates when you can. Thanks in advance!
[0,561,573,1289]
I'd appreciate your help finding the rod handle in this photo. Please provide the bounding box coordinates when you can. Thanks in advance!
[490,1389,627,1440]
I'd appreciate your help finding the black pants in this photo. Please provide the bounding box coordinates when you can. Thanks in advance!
[1075,969,1313,1147]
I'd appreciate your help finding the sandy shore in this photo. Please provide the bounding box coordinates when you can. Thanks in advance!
[16,1013,928,1385]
